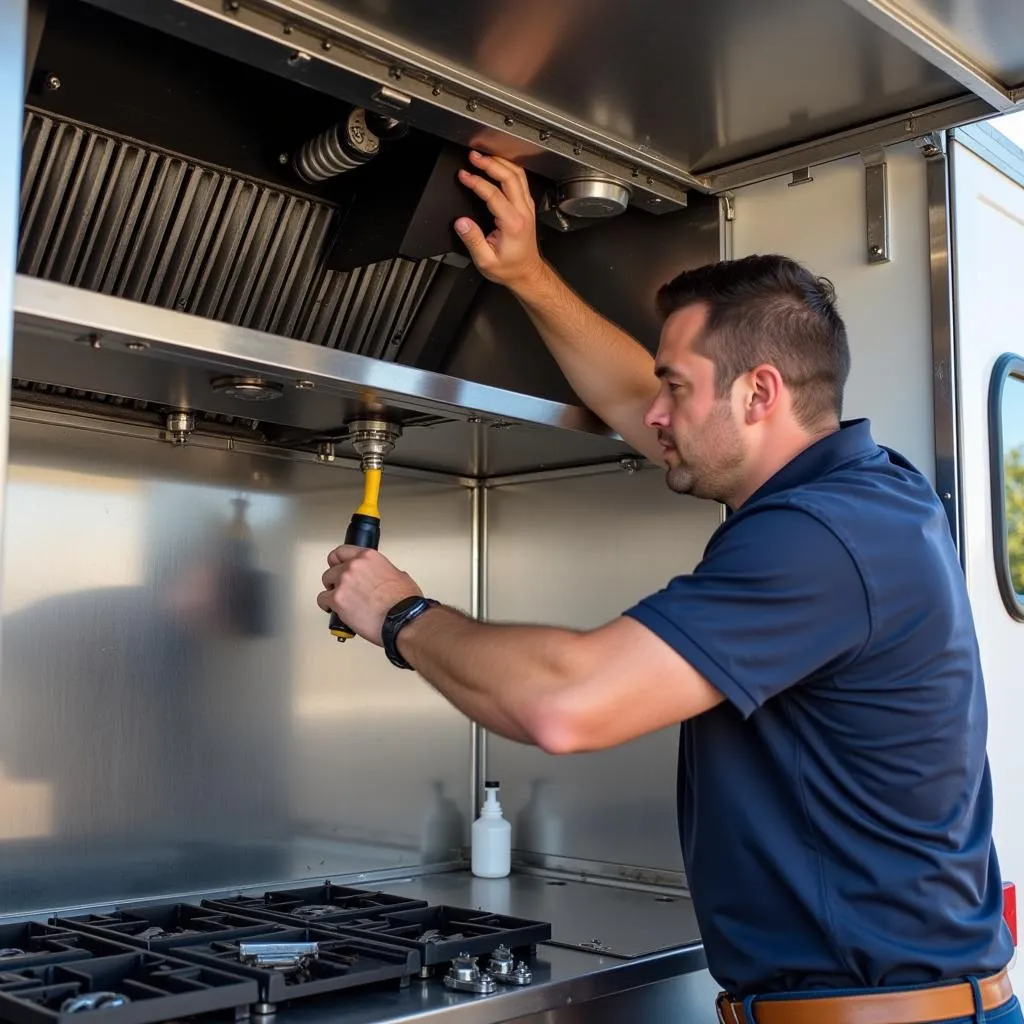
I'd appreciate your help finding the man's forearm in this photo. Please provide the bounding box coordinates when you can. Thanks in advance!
[395,605,583,746]
[513,264,661,463]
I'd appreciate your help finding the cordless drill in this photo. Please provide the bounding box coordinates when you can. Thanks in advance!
[329,418,402,642]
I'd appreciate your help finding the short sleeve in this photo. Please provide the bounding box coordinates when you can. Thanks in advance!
[623,508,871,718]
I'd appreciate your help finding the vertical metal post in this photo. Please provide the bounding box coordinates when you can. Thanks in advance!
[468,481,489,821]
[920,132,965,567]
[0,2,27,656]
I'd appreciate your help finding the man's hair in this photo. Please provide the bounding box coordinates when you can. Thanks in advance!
[655,254,850,426]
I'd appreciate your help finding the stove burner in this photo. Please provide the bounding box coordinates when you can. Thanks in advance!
[292,906,339,921]
[61,992,130,1013]
[0,949,25,960]
[419,929,464,944]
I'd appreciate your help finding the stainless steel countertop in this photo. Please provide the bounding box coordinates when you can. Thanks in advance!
[272,872,709,1024]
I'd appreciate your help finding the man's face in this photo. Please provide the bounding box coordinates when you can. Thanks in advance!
[643,304,746,504]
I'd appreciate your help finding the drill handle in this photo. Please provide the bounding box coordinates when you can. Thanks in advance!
[329,513,381,641]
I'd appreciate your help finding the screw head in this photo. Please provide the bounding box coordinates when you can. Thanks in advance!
[45,74,61,91]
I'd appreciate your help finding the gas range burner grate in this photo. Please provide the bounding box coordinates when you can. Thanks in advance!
[0,947,258,1024]
[165,928,419,1009]
[202,882,427,928]
[328,905,553,966]
[52,904,294,953]
[0,925,105,971]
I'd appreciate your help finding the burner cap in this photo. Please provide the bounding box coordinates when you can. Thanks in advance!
[293,904,338,919]
[61,993,130,1013]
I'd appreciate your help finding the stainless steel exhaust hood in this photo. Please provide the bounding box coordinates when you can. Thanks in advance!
[18,0,1019,479]
[12,274,637,478]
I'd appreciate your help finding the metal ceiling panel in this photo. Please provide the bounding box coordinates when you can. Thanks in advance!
[836,0,1024,110]
[886,0,1024,84]
[231,0,965,173]
[80,0,1002,201]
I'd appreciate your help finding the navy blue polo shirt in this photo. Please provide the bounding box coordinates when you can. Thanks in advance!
[624,419,1012,997]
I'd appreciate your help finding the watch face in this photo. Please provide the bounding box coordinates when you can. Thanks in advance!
[388,596,424,620]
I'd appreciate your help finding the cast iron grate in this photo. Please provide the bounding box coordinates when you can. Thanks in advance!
[325,905,552,966]
[52,904,294,953]
[202,882,428,927]
[0,947,258,1024]
[0,924,120,971]
[166,928,419,1007]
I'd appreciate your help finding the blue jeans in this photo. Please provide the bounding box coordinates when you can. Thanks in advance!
[735,981,1022,1023]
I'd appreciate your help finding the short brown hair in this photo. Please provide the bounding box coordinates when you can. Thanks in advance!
[656,255,850,426]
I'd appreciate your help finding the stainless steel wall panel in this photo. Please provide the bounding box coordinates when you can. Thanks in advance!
[0,416,472,914]
[485,470,723,875]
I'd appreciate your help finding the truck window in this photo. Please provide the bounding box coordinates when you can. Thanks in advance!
[990,354,1024,620]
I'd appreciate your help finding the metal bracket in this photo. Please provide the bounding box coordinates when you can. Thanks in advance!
[862,149,890,265]
[914,131,947,160]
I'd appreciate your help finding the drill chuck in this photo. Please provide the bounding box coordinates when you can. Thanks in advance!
[328,419,401,643]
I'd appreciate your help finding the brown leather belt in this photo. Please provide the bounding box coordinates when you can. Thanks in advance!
[716,969,1013,1024]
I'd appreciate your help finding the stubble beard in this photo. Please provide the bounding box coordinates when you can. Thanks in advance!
[662,403,745,504]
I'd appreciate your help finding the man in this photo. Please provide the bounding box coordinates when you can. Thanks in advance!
[318,152,1017,1023]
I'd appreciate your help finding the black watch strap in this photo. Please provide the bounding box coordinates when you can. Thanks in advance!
[382,596,439,669]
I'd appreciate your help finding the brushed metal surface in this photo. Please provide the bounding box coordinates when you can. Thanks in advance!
[12,275,639,478]
[0,416,472,913]
[836,0,1021,110]
[872,0,1024,84]
[373,873,702,960]
[232,0,962,173]
[273,944,714,1024]
[484,470,723,875]
[922,136,964,554]
[0,2,26,688]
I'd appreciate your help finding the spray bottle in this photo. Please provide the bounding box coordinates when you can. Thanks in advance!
[471,780,511,878]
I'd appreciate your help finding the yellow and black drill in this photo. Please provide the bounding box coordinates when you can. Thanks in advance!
[329,418,402,642]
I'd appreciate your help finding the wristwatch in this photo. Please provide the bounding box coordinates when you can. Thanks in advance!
[382,595,440,669]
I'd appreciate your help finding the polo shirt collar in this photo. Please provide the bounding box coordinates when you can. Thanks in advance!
[744,418,878,507]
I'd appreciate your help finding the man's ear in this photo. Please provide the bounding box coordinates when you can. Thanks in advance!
[745,364,784,424]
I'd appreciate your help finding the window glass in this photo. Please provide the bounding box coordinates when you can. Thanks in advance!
[991,357,1024,619]
[1001,374,1024,600]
